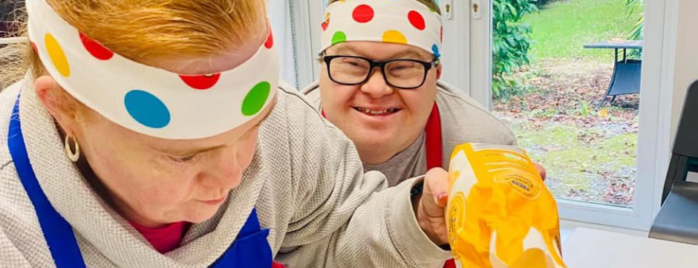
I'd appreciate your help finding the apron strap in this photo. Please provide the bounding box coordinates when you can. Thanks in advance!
[212,209,273,268]
[7,94,87,268]
[238,208,264,237]
[425,103,443,170]
[423,104,456,268]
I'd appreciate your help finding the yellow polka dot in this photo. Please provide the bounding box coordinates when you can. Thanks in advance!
[45,34,70,77]
[382,30,407,45]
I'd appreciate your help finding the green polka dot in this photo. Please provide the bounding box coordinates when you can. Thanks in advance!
[242,81,272,116]
[332,31,347,45]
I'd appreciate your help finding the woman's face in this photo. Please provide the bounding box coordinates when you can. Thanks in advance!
[37,21,271,228]
[78,101,271,227]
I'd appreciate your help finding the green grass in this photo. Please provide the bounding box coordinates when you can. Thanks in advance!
[523,0,644,61]
[512,122,637,205]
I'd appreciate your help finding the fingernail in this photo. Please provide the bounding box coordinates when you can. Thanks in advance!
[436,191,448,202]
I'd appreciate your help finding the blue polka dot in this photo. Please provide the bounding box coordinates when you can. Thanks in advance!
[124,90,170,129]
[432,44,441,58]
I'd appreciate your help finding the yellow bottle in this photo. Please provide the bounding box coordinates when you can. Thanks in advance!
[445,143,567,268]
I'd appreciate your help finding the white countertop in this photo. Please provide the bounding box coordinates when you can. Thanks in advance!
[562,227,698,268]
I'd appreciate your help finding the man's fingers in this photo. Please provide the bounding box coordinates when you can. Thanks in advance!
[534,162,547,181]
[424,168,449,207]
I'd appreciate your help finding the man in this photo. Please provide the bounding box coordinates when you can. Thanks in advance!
[304,0,544,187]
[304,3,546,265]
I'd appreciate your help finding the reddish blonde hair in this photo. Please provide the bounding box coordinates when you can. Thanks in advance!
[1,0,267,87]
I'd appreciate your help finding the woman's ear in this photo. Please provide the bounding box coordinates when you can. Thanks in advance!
[34,75,79,136]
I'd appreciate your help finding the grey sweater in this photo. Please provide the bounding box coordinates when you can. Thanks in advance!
[0,79,451,267]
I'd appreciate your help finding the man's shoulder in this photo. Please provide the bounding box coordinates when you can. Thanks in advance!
[435,81,516,145]
[261,81,350,151]
[299,81,322,110]
[435,81,491,114]
[271,82,328,126]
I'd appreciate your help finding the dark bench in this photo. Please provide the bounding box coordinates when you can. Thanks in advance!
[584,40,643,108]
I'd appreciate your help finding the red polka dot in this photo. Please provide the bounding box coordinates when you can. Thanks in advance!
[79,33,114,60]
[322,13,331,31]
[179,74,221,90]
[352,5,374,23]
[408,11,426,31]
[264,29,274,49]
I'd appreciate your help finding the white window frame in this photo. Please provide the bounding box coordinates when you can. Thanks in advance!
[465,0,679,231]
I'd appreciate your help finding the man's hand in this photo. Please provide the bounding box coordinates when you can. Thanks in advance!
[413,162,547,246]
[534,162,547,181]
[414,168,450,246]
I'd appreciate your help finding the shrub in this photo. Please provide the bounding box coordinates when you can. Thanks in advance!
[492,0,538,99]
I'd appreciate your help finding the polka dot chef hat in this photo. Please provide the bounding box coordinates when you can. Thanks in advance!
[26,0,279,140]
[321,0,443,58]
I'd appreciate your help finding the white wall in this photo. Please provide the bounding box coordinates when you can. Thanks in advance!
[671,0,698,140]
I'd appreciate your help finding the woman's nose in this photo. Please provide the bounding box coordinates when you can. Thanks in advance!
[198,152,242,190]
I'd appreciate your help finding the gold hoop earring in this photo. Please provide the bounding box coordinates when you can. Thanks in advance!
[64,135,80,162]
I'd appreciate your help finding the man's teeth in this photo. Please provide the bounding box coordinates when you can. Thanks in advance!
[355,107,398,115]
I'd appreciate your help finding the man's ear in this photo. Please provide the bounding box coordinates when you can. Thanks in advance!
[436,64,443,80]
[34,75,80,136]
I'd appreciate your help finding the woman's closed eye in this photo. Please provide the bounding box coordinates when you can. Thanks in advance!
[170,154,199,163]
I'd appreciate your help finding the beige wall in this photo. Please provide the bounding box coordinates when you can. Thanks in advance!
[671,0,698,139]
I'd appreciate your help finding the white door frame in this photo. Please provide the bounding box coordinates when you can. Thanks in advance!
[467,0,493,110]
[439,0,471,93]
[467,0,679,231]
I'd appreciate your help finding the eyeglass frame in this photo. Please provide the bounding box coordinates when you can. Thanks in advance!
[320,53,441,90]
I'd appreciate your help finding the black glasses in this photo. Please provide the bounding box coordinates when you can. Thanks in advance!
[322,55,439,90]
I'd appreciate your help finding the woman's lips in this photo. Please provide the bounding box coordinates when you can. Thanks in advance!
[200,197,226,205]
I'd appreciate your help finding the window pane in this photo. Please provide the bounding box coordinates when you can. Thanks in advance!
[491,0,645,208]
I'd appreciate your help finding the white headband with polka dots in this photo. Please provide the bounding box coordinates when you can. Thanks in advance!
[26,0,279,140]
[320,0,443,57]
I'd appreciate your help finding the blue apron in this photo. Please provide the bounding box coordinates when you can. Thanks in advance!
[7,94,273,267]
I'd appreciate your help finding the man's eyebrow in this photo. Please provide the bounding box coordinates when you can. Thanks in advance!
[333,45,430,60]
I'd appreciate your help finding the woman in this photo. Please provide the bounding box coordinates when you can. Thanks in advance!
[0,0,453,267]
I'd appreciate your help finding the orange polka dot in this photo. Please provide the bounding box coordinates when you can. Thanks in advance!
[45,34,70,77]
[382,30,407,45]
